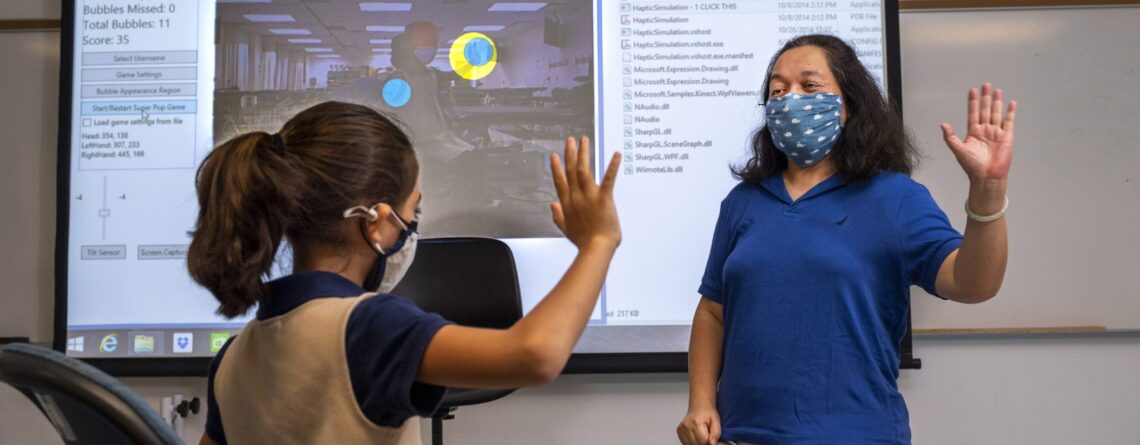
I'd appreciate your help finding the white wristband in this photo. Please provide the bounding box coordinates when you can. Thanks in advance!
[965,196,1008,222]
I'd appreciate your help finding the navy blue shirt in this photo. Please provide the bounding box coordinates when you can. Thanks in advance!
[699,172,962,444]
[205,271,450,443]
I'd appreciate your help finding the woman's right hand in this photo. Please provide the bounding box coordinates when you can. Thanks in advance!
[677,406,721,445]
[550,136,622,249]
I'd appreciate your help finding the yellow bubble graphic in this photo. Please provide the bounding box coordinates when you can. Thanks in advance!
[450,32,498,80]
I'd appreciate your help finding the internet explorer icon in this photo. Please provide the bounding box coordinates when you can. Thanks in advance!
[99,333,118,353]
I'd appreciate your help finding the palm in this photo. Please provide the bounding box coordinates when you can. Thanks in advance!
[940,83,1017,182]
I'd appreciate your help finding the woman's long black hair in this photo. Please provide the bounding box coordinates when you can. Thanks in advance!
[733,34,919,183]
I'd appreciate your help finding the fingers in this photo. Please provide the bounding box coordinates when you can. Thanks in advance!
[979,83,992,128]
[991,88,1004,127]
[967,87,979,128]
[564,136,579,194]
[680,431,698,445]
[940,123,963,153]
[550,202,565,233]
[599,152,621,196]
[678,419,706,445]
[1000,100,1017,161]
[550,153,569,205]
[676,423,694,445]
[694,422,710,445]
[708,418,721,445]
[577,136,593,194]
[1002,100,1018,134]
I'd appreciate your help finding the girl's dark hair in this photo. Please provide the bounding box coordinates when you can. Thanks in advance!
[734,34,918,183]
[187,102,418,318]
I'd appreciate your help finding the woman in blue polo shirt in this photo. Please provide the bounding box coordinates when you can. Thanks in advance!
[677,35,1016,445]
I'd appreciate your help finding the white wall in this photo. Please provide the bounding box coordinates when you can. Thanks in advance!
[0,23,68,445]
[2,0,59,20]
[3,5,1140,445]
[0,26,58,352]
[902,7,1140,331]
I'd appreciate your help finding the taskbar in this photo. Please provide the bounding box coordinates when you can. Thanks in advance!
[63,324,244,358]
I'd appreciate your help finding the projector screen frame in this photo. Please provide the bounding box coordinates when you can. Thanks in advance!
[52,0,76,357]
[53,0,913,376]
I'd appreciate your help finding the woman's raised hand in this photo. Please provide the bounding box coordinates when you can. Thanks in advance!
[940,83,1017,184]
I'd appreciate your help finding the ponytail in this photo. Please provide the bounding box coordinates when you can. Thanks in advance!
[187,131,300,318]
[187,102,418,318]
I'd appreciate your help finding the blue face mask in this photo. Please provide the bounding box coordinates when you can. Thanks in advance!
[766,92,844,168]
[414,49,436,65]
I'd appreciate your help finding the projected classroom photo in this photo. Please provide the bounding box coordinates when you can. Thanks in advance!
[213,0,595,238]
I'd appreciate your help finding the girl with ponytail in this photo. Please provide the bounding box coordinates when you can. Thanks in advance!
[191,102,621,445]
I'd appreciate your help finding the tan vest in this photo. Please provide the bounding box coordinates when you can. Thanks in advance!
[215,294,423,445]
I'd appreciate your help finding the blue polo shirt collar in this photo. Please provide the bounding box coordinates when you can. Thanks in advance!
[759,172,846,205]
[258,271,367,320]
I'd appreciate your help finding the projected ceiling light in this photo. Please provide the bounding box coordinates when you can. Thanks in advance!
[488,2,547,12]
[359,2,412,12]
[288,38,322,43]
[315,54,342,58]
[369,38,393,44]
[372,48,393,53]
[463,25,506,32]
[269,28,311,35]
[366,25,406,32]
[244,14,296,22]
[304,48,334,52]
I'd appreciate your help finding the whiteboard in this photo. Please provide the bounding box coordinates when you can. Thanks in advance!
[900,6,1140,330]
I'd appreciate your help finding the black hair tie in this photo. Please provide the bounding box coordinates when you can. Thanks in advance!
[271,133,287,156]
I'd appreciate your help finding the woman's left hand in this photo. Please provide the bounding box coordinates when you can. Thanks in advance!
[940,83,1017,184]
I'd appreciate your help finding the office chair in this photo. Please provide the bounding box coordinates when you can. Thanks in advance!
[0,342,183,445]
[391,237,523,445]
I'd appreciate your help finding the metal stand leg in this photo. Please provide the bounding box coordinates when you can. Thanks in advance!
[431,406,456,445]
[432,414,444,445]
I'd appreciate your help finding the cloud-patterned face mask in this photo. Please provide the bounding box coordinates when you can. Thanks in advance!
[766,92,844,168]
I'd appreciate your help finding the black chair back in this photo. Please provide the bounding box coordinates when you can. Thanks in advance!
[390,237,524,445]
[392,237,523,329]
[0,343,182,445]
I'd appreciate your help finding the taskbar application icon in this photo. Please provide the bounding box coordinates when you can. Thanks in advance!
[210,332,232,353]
[172,332,194,354]
[129,331,164,355]
[99,333,119,353]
